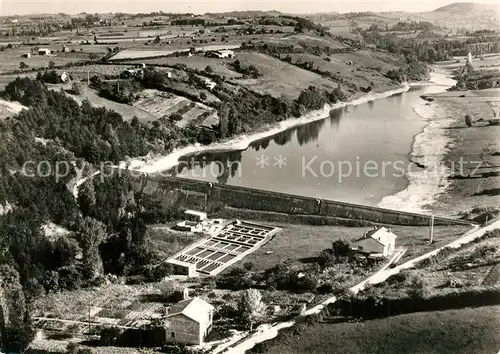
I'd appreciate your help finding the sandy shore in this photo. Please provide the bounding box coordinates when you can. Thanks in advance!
[429,89,500,215]
[123,83,411,173]
[378,70,457,214]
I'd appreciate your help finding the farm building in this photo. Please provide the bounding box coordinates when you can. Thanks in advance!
[175,210,207,232]
[204,79,216,90]
[163,297,214,345]
[185,210,207,223]
[121,68,144,79]
[351,226,397,258]
[21,53,31,58]
[38,48,51,55]
[207,49,235,58]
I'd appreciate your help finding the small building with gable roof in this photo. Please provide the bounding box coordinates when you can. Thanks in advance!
[351,226,397,258]
[163,297,214,345]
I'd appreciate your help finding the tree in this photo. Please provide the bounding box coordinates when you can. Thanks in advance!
[57,265,82,290]
[331,239,350,257]
[48,60,56,69]
[204,65,214,73]
[2,321,35,353]
[238,288,267,330]
[77,179,96,217]
[75,217,107,279]
[19,61,28,71]
[218,105,229,138]
[53,236,81,268]
[465,114,474,127]
[153,35,161,44]
[0,265,27,324]
[71,81,83,95]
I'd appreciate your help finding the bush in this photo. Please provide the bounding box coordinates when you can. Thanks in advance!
[244,262,254,271]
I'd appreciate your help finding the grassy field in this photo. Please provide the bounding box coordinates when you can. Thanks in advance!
[287,50,400,91]
[0,99,27,120]
[230,222,471,272]
[258,305,500,354]
[231,51,337,99]
[47,83,158,122]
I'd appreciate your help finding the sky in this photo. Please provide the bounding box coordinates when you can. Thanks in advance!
[1,0,499,16]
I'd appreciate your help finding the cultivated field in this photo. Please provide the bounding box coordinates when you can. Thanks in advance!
[231,51,338,99]
[110,44,241,60]
[133,89,219,128]
[0,50,84,73]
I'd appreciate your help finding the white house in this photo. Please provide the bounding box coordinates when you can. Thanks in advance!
[204,79,216,90]
[184,210,207,224]
[351,226,397,257]
[163,297,214,345]
[207,49,235,58]
[21,53,31,58]
[60,71,69,82]
[38,48,51,55]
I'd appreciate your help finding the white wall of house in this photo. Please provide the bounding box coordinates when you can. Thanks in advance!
[164,310,213,345]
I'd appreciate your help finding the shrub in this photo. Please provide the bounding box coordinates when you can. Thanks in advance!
[170,113,183,121]
[243,262,254,271]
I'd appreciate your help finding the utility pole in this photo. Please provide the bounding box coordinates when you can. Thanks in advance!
[87,70,90,85]
[88,296,91,335]
[429,214,435,244]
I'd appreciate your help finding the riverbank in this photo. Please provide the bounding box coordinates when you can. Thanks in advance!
[121,83,410,173]
[378,69,458,214]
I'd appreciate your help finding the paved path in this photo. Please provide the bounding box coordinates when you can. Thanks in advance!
[215,220,499,354]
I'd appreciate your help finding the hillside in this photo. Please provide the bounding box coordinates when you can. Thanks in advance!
[253,305,500,354]
[432,2,500,14]
[310,3,500,30]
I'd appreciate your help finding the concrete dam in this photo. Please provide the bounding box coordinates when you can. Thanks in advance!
[128,173,472,227]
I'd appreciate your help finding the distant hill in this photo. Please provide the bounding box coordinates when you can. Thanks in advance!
[432,2,500,14]
[423,2,500,29]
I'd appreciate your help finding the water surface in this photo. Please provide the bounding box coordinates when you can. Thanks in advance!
[163,84,446,206]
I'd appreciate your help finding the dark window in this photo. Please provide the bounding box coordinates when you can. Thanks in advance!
[171,332,175,338]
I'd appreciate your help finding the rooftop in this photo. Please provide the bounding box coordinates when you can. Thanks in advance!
[165,297,214,323]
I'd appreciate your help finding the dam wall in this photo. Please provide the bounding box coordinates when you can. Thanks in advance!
[128,173,471,226]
